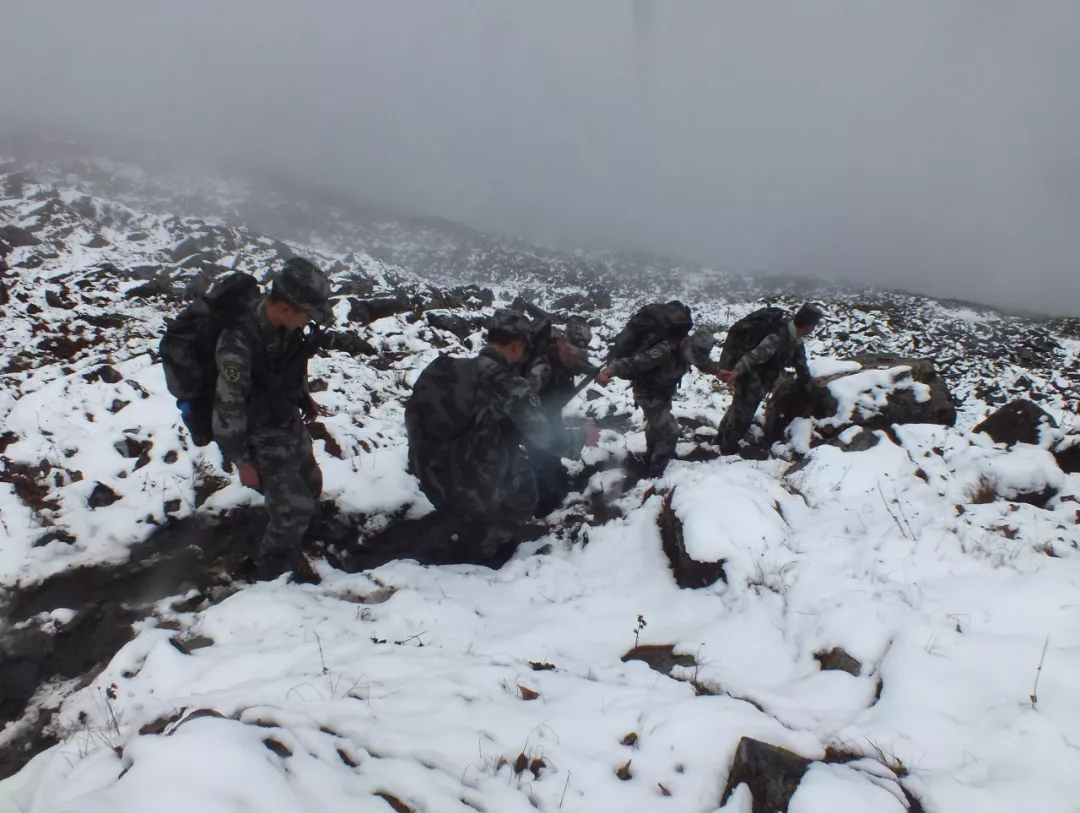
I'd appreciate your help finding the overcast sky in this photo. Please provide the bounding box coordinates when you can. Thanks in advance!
[2,1,1079,312]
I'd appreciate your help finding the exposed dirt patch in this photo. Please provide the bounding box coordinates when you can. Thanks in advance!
[621,644,696,675]
[814,647,862,677]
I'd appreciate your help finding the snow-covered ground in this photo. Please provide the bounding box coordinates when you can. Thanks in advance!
[2,148,1080,812]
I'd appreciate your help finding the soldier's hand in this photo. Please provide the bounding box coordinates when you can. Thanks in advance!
[716,369,740,385]
[583,423,601,447]
[595,367,614,386]
[239,463,261,490]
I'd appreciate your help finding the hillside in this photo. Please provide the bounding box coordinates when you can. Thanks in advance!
[2,139,1080,813]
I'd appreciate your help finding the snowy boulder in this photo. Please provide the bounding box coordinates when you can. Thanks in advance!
[972,399,1057,447]
[960,445,1065,508]
[766,355,956,448]
[659,470,791,589]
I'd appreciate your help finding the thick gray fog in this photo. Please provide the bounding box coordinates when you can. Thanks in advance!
[2,1,1079,313]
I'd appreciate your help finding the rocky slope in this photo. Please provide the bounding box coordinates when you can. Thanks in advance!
[2,134,1080,813]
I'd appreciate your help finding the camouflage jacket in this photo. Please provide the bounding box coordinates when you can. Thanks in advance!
[734,320,810,391]
[524,345,582,421]
[213,301,314,465]
[608,338,720,396]
[477,347,585,458]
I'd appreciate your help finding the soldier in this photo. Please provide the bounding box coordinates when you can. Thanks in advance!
[595,303,718,476]
[213,257,333,583]
[715,303,824,457]
[406,309,600,559]
[523,317,596,515]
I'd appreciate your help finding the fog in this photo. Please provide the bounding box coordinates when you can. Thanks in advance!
[2,1,1079,312]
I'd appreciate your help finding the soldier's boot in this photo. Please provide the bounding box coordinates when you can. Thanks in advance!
[252,544,321,585]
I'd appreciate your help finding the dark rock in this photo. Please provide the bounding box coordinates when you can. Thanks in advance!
[114,436,152,460]
[621,644,696,675]
[814,647,862,676]
[0,280,8,306]
[426,312,476,340]
[108,399,131,414]
[973,400,1057,447]
[838,427,879,452]
[163,450,180,464]
[129,264,165,281]
[34,529,77,547]
[83,234,109,249]
[720,737,811,813]
[83,313,128,329]
[350,294,415,324]
[0,431,18,453]
[0,225,41,248]
[84,365,123,384]
[308,422,345,460]
[551,288,612,312]
[125,281,177,301]
[1007,484,1058,510]
[88,483,121,508]
[126,231,150,242]
[347,298,371,324]
[25,303,42,315]
[658,488,727,589]
[766,355,956,446]
[44,289,75,310]
[1055,440,1080,475]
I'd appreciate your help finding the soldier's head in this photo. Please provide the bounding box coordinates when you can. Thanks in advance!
[556,318,593,370]
[794,303,824,337]
[267,257,333,330]
[486,308,532,362]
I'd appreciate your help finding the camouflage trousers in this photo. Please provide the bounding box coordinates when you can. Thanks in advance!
[419,444,538,556]
[635,387,681,469]
[717,380,766,453]
[250,426,323,555]
[528,446,572,518]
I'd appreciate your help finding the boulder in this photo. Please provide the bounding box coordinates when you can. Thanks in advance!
[657,488,726,589]
[348,294,415,324]
[766,355,956,447]
[973,400,1057,447]
[125,281,177,301]
[88,483,121,508]
[0,225,41,248]
[167,234,213,263]
[551,288,612,312]
[426,312,478,340]
[720,737,811,813]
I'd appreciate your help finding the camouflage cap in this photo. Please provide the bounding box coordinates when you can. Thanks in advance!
[274,257,333,325]
[794,302,824,328]
[558,319,593,366]
[562,318,592,349]
[690,326,715,351]
[487,307,532,339]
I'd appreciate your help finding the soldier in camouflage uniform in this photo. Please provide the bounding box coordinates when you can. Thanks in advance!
[523,317,596,516]
[214,257,334,583]
[715,303,823,457]
[596,324,719,475]
[408,309,600,558]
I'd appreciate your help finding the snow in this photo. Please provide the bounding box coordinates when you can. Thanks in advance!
[3,150,1080,813]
